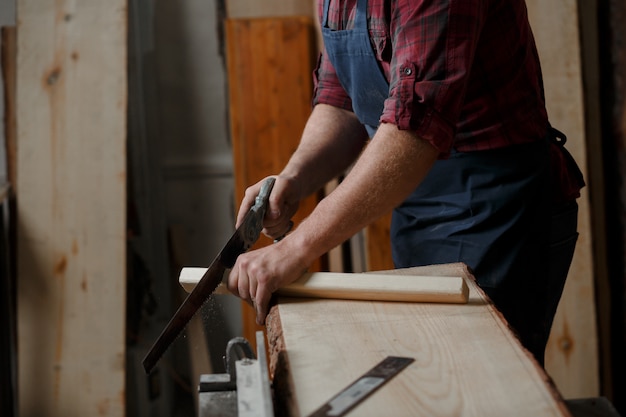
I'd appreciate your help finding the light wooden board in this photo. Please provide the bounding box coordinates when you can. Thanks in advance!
[525,0,600,398]
[180,268,468,304]
[267,264,571,417]
[16,1,126,416]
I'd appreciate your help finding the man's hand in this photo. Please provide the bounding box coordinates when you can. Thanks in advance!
[236,175,301,240]
[227,237,309,325]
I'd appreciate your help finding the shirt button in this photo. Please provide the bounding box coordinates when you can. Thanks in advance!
[403,67,412,75]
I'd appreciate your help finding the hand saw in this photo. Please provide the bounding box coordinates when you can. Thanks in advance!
[142,177,276,374]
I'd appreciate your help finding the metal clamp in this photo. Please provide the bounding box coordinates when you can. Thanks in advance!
[198,332,274,417]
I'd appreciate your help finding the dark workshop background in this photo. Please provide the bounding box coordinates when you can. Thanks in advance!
[0,0,624,416]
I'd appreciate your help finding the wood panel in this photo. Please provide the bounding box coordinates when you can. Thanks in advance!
[16,1,127,416]
[267,264,570,417]
[225,17,323,346]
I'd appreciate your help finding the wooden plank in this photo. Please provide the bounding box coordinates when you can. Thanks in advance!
[16,1,126,416]
[226,0,313,19]
[574,0,612,402]
[180,268,468,304]
[267,263,571,417]
[525,0,600,398]
[365,212,394,271]
[1,27,17,194]
[225,17,323,346]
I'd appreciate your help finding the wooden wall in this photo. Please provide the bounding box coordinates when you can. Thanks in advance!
[16,1,127,416]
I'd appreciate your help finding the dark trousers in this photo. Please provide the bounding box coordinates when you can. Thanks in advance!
[391,139,578,365]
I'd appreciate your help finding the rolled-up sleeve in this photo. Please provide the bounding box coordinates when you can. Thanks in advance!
[312,45,354,111]
[380,2,486,154]
[313,0,487,155]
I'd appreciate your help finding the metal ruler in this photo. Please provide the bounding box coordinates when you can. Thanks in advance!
[309,356,414,417]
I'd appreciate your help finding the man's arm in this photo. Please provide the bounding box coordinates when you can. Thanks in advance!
[288,121,438,267]
[281,104,368,197]
[236,103,369,237]
[229,119,439,324]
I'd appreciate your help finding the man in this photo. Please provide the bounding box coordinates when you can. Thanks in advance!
[227,0,584,365]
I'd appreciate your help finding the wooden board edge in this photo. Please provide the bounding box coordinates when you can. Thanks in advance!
[266,304,299,416]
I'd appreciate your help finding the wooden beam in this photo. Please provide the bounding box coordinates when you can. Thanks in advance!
[180,268,469,303]
[16,1,127,415]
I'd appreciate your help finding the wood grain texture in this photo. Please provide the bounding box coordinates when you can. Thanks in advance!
[278,272,468,303]
[267,264,571,417]
[226,17,323,345]
[16,1,127,416]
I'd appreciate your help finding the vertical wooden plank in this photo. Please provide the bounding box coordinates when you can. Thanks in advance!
[16,1,127,416]
[226,17,322,347]
[2,27,17,192]
[575,0,613,402]
[1,26,17,417]
[365,213,394,271]
[526,0,599,398]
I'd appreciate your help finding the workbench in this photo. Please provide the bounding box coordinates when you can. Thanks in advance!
[265,263,571,417]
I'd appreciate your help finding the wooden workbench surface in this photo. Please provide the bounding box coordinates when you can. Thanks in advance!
[266,263,570,417]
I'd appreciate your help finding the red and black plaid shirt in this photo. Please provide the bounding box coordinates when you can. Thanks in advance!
[313,0,549,156]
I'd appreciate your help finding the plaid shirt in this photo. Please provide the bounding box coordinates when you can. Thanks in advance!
[313,0,549,155]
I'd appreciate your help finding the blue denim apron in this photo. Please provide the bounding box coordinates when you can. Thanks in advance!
[321,0,578,365]
[321,0,388,137]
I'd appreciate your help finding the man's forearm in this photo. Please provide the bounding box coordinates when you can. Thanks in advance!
[280,104,369,199]
[286,122,440,267]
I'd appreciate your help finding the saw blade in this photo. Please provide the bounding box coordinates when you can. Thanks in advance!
[308,356,414,417]
[142,177,275,374]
